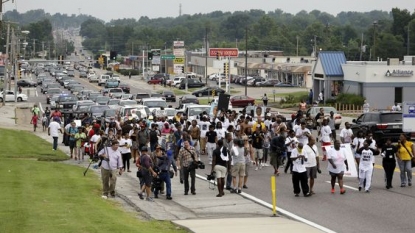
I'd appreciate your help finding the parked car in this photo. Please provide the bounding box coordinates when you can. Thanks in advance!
[108,88,124,99]
[0,90,28,102]
[95,96,110,105]
[179,95,199,105]
[350,111,409,146]
[256,79,279,87]
[305,106,342,129]
[79,71,87,78]
[88,73,98,83]
[118,83,130,93]
[229,95,256,107]
[160,90,176,102]
[274,83,297,87]
[134,93,151,102]
[147,76,163,85]
[17,79,37,87]
[192,87,225,97]
[178,79,205,89]
[45,88,62,104]
[98,75,111,86]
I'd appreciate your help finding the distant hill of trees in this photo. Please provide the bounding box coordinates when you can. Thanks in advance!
[3,8,415,61]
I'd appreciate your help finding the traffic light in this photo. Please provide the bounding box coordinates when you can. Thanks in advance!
[148,51,153,60]
[17,63,21,79]
[223,62,229,75]
[216,52,220,60]
[181,66,185,74]
[110,51,117,60]
[212,89,216,97]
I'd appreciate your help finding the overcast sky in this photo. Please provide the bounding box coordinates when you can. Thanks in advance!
[5,0,415,22]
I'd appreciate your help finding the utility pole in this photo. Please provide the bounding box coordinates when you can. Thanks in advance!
[244,26,248,96]
[359,33,364,61]
[373,20,377,61]
[42,41,45,59]
[32,39,36,58]
[408,23,410,55]
[205,27,208,85]
[296,36,299,57]
[2,23,9,105]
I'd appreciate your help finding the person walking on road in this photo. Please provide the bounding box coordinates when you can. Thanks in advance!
[396,133,414,187]
[128,71,131,79]
[304,137,320,195]
[177,140,198,195]
[357,141,380,192]
[291,143,311,197]
[381,138,397,189]
[98,140,123,199]
[48,117,63,151]
[327,140,349,194]
[212,139,230,197]
[30,112,39,132]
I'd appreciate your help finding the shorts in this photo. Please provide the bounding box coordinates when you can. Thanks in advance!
[252,148,263,160]
[231,163,246,177]
[131,141,139,150]
[213,165,227,178]
[355,153,361,159]
[142,170,153,187]
[69,140,76,149]
[329,171,344,176]
[306,166,317,179]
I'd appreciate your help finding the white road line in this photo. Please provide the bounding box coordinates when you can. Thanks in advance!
[35,90,38,97]
[325,181,359,191]
[196,174,336,233]
[39,102,44,113]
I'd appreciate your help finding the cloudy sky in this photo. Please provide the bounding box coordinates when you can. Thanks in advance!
[4,0,415,22]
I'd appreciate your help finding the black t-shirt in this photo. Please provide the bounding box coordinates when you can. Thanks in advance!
[382,145,397,162]
[213,147,228,167]
[206,131,217,143]
[45,109,51,117]
[251,131,264,149]
[149,129,158,143]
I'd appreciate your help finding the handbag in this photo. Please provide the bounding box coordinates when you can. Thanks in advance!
[136,170,143,178]
[401,142,415,168]
[184,147,198,170]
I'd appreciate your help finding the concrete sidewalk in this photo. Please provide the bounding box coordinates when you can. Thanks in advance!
[0,104,328,233]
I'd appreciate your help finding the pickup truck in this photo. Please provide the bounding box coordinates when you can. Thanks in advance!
[351,111,413,146]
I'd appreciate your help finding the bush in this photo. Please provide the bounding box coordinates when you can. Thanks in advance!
[118,69,141,76]
[335,93,365,106]
[279,94,309,105]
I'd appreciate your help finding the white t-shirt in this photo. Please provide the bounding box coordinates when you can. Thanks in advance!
[285,136,298,152]
[327,148,347,174]
[295,127,310,145]
[199,121,210,138]
[48,121,61,137]
[215,128,226,140]
[304,144,319,168]
[352,137,365,153]
[119,138,132,154]
[339,128,353,143]
[291,148,307,173]
[320,125,332,143]
[359,148,376,171]
[90,134,101,143]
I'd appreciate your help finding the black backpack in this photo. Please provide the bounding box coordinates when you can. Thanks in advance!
[150,130,158,142]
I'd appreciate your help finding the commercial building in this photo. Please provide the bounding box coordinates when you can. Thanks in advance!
[312,51,415,109]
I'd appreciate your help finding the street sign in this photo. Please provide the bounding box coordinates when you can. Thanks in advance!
[151,49,161,56]
[174,57,185,64]
[173,41,185,47]
[209,48,239,57]
[152,57,161,65]
[161,55,175,60]
[173,48,185,57]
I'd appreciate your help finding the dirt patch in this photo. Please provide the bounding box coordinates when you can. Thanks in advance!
[16,108,35,131]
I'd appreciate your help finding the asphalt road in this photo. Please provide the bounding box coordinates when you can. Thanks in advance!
[20,43,415,233]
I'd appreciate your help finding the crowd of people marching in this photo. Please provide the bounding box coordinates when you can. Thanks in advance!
[40,103,414,200]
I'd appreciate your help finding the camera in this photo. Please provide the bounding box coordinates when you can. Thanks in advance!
[206,171,216,181]
[197,161,205,169]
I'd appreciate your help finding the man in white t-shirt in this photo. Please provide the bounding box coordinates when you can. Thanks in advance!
[304,137,320,195]
[339,122,353,143]
[48,117,63,151]
[291,143,311,197]
[295,122,311,145]
[327,140,349,194]
[356,141,380,192]
[319,119,332,161]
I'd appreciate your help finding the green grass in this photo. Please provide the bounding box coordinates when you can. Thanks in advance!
[172,89,189,95]
[271,91,308,98]
[0,128,187,233]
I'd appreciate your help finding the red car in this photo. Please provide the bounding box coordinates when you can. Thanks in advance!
[229,95,256,107]
[147,77,163,85]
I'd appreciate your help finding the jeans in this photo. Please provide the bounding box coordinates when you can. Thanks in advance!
[154,171,172,197]
[150,142,157,152]
[382,159,396,187]
[398,160,412,185]
[52,137,58,150]
[183,167,196,193]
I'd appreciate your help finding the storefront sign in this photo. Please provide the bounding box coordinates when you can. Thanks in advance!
[385,70,414,77]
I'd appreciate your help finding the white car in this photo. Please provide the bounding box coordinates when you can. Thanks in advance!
[208,73,225,81]
[111,74,120,83]
[172,77,185,87]
[98,75,111,86]
[0,90,28,102]
[88,72,98,83]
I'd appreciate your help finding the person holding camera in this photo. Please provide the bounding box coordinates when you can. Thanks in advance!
[177,140,198,195]
[291,143,311,197]
[98,140,123,199]
[154,144,177,200]
[212,139,230,197]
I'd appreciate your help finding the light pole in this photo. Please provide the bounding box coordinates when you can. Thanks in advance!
[245,26,248,96]
[373,20,378,61]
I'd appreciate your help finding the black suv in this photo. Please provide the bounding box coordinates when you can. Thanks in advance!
[351,112,406,146]
[179,79,205,89]
[56,94,78,114]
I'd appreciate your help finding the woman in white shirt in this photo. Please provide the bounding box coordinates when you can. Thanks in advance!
[327,140,349,194]
[119,133,132,172]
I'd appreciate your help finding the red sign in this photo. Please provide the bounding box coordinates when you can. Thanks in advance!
[209,48,239,57]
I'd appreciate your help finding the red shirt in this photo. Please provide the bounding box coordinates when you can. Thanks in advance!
[51,111,62,118]
[31,115,38,125]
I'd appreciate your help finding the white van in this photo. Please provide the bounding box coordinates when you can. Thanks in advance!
[98,75,111,86]
[141,98,167,112]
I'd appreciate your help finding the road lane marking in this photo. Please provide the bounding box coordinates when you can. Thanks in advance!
[39,102,43,113]
[35,90,38,97]
[374,164,415,175]
[195,174,336,233]
[325,181,359,191]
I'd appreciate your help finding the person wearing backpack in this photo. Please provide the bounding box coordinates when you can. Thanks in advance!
[137,123,149,152]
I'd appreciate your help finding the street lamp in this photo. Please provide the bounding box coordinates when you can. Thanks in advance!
[373,20,378,61]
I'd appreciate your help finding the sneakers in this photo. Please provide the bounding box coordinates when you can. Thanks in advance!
[263,163,270,167]
[259,164,263,170]
[138,192,144,200]
[209,161,212,165]
[146,197,154,202]
[243,185,248,189]
[409,183,412,186]
[340,189,346,194]
[365,190,370,193]
[358,187,362,191]
[331,188,335,194]
[101,195,108,199]
[166,196,172,200]
[237,189,242,194]
[255,167,258,171]
[230,189,237,194]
